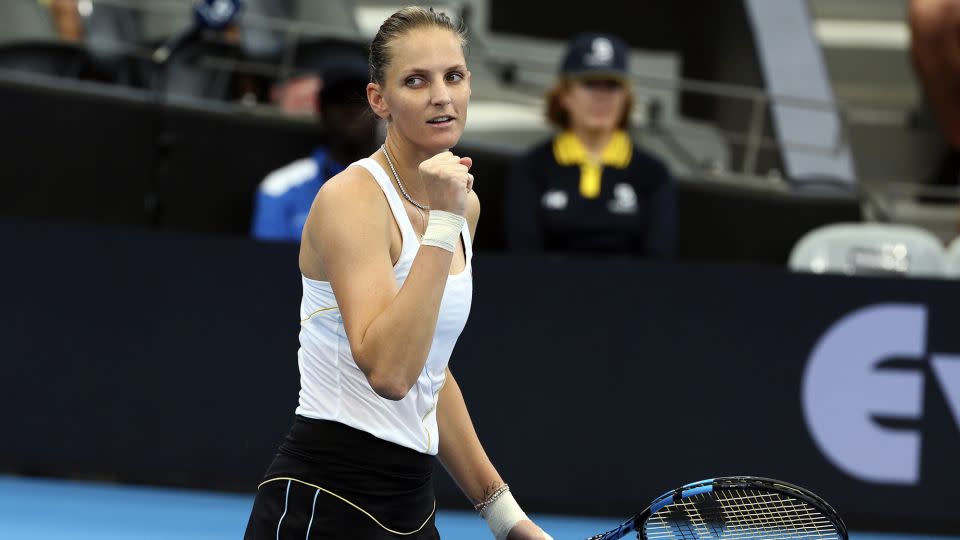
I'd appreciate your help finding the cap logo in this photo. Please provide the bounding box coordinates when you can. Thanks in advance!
[584,37,615,67]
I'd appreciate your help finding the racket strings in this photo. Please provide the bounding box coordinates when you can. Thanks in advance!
[644,489,841,540]
[715,490,833,537]
[653,502,832,540]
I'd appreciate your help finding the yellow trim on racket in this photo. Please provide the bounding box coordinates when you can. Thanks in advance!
[257,476,436,536]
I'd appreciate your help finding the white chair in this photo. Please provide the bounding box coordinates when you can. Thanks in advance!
[944,235,960,278]
[788,223,946,278]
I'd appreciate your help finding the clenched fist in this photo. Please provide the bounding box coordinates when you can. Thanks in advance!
[418,151,474,216]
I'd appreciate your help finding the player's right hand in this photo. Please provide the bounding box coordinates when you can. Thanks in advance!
[418,151,473,216]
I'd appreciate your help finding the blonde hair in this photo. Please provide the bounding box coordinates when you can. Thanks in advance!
[369,6,467,85]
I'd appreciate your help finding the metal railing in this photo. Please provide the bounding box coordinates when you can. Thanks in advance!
[3,0,943,188]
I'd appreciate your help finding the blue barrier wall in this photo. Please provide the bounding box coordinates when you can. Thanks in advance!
[3,219,959,533]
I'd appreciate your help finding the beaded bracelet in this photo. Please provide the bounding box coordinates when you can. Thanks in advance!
[474,483,511,513]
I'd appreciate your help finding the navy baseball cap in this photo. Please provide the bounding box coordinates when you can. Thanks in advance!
[194,0,243,30]
[560,32,629,80]
[319,55,370,104]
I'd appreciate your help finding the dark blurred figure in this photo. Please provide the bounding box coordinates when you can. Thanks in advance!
[504,32,676,257]
[251,56,379,241]
[81,0,146,86]
[909,0,960,189]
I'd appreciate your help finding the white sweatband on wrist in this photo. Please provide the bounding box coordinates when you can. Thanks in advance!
[480,491,528,540]
[421,210,465,253]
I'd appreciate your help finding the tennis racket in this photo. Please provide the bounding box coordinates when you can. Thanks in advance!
[585,476,847,540]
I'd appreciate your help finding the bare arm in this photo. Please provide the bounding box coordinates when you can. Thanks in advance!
[910,0,960,147]
[303,170,450,399]
[301,161,475,400]
[437,368,548,540]
[437,369,503,504]
[437,191,501,502]
[435,196,548,539]
[48,0,83,42]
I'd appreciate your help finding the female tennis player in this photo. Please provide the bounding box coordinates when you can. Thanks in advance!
[243,7,551,540]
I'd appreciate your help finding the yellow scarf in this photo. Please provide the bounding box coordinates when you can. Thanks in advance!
[552,130,632,199]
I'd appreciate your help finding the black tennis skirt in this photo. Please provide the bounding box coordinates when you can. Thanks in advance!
[244,416,440,539]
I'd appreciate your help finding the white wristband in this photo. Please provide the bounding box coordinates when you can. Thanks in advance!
[421,210,465,253]
[480,491,528,540]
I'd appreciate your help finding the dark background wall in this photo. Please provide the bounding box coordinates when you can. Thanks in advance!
[3,219,960,534]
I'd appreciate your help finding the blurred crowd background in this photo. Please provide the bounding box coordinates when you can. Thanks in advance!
[2,0,959,275]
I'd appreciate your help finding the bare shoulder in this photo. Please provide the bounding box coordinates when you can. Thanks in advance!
[307,166,390,234]
[315,165,385,210]
[465,190,480,243]
[302,165,391,257]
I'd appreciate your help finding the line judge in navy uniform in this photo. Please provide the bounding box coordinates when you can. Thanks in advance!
[505,32,676,257]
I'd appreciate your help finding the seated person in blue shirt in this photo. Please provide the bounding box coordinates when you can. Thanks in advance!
[252,58,380,241]
[505,32,676,257]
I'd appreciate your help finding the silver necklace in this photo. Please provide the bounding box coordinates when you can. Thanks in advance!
[381,144,430,211]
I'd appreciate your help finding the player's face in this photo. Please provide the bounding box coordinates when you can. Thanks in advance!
[563,78,628,133]
[375,27,471,155]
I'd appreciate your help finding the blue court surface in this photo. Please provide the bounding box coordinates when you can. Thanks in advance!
[0,475,955,540]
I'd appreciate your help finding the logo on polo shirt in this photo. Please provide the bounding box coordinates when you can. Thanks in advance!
[608,183,638,214]
[585,37,615,67]
[542,190,569,210]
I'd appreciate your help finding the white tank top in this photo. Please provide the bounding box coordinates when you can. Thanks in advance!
[294,158,473,455]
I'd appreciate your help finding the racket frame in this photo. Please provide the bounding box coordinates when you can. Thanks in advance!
[587,476,848,540]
